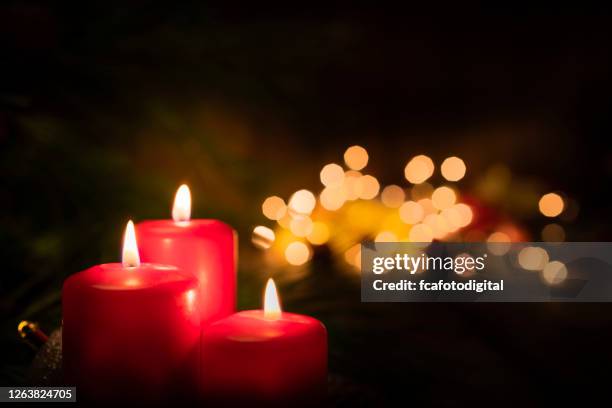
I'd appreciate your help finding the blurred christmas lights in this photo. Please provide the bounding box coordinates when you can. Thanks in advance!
[252,145,576,286]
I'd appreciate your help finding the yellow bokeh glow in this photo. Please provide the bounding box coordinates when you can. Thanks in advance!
[417,198,437,216]
[319,186,347,211]
[375,230,398,242]
[343,171,363,200]
[252,226,276,249]
[289,216,314,237]
[440,156,466,182]
[285,241,311,266]
[487,231,511,256]
[404,155,434,184]
[320,163,345,187]
[345,244,362,269]
[423,214,450,240]
[431,186,457,210]
[288,190,316,215]
[307,222,330,245]
[399,201,424,224]
[381,185,406,208]
[539,193,564,217]
[359,175,380,200]
[542,261,568,285]
[344,145,369,170]
[262,196,287,221]
[440,207,462,232]
[453,203,473,228]
[518,246,549,271]
[409,223,434,243]
[277,212,292,229]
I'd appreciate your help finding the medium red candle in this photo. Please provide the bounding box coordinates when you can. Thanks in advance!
[137,185,236,324]
[62,221,200,402]
[201,279,327,406]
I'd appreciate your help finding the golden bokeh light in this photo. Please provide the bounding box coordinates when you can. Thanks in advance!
[343,170,363,200]
[409,223,434,243]
[285,241,311,266]
[345,243,362,269]
[518,246,549,271]
[381,185,406,208]
[541,223,565,242]
[453,203,473,228]
[417,198,437,216]
[487,231,511,256]
[262,196,287,221]
[289,215,314,237]
[320,186,347,211]
[252,226,276,249]
[374,230,400,251]
[307,221,330,245]
[359,175,380,200]
[440,156,467,182]
[344,145,369,170]
[255,145,573,272]
[542,261,568,285]
[423,214,450,240]
[375,230,398,242]
[320,163,345,187]
[288,189,316,216]
[440,207,462,232]
[277,212,292,229]
[431,186,457,210]
[399,201,424,224]
[404,155,434,184]
[538,193,564,217]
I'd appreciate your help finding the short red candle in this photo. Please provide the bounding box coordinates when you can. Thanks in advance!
[62,221,200,402]
[137,185,236,324]
[200,279,327,406]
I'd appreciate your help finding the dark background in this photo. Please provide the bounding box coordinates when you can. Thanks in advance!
[2,3,612,406]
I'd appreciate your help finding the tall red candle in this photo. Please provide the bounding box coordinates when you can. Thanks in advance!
[62,221,200,402]
[137,185,236,324]
[200,279,327,406]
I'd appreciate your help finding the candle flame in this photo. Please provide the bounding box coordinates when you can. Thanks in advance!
[263,278,281,319]
[172,184,191,222]
[122,220,141,268]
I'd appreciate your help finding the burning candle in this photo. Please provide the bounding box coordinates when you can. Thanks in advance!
[62,221,200,402]
[200,279,327,406]
[137,185,236,324]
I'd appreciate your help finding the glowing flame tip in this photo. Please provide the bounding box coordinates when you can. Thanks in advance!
[172,184,191,222]
[122,220,140,268]
[263,278,281,319]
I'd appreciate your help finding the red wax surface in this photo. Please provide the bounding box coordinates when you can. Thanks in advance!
[137,220,236,324]
[201,310,327,406]
[62,263,200,402]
